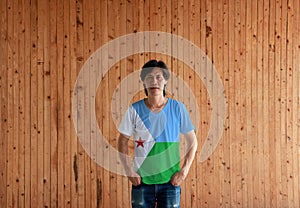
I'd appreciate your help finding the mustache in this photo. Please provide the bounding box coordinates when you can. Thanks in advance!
[143,84,167,90]
[148,86,161,89]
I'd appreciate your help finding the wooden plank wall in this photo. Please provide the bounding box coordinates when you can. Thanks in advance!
[0,0,299,207]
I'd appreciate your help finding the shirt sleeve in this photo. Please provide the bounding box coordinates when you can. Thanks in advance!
[178,101,195,134]
[118,106,134,137]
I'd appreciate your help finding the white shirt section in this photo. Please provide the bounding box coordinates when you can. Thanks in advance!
[118,106,155,171]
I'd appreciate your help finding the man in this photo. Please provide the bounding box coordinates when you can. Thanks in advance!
[118,60,198,208]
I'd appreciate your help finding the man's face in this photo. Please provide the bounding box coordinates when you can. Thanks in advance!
[143,68,168,96]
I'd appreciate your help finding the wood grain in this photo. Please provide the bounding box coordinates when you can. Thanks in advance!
[0,0,299,207]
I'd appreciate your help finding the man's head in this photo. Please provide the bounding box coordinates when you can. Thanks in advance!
[140,60,170,96]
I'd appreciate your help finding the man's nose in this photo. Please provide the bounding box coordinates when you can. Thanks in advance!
[153,78,158,83]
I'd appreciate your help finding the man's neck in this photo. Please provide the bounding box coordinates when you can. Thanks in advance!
[146,95,166,108]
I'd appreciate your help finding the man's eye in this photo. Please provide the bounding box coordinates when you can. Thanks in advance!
[146,76,154,80]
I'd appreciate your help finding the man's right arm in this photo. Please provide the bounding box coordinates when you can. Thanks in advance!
[118,133,141,186]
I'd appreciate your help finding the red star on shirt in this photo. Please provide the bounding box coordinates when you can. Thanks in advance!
[135,138,145,148]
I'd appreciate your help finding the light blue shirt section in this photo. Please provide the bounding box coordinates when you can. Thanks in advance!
[129,98,194,142]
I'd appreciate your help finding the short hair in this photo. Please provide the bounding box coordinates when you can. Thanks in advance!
[140,60,170,97]
[140,60,170,81]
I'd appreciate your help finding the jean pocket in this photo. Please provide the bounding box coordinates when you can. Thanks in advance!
[168,182,180,188]
[132,182,143,189]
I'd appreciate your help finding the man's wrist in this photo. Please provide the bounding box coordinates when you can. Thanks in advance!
[126,168,139,177]
[180,167,189,178]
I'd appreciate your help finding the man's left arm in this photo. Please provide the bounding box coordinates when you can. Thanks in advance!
[170,130,198,186]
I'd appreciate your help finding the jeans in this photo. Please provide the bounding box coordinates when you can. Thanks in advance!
[131,182,181,208]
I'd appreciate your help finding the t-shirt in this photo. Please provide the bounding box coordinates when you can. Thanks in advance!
[118,98,194,184]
